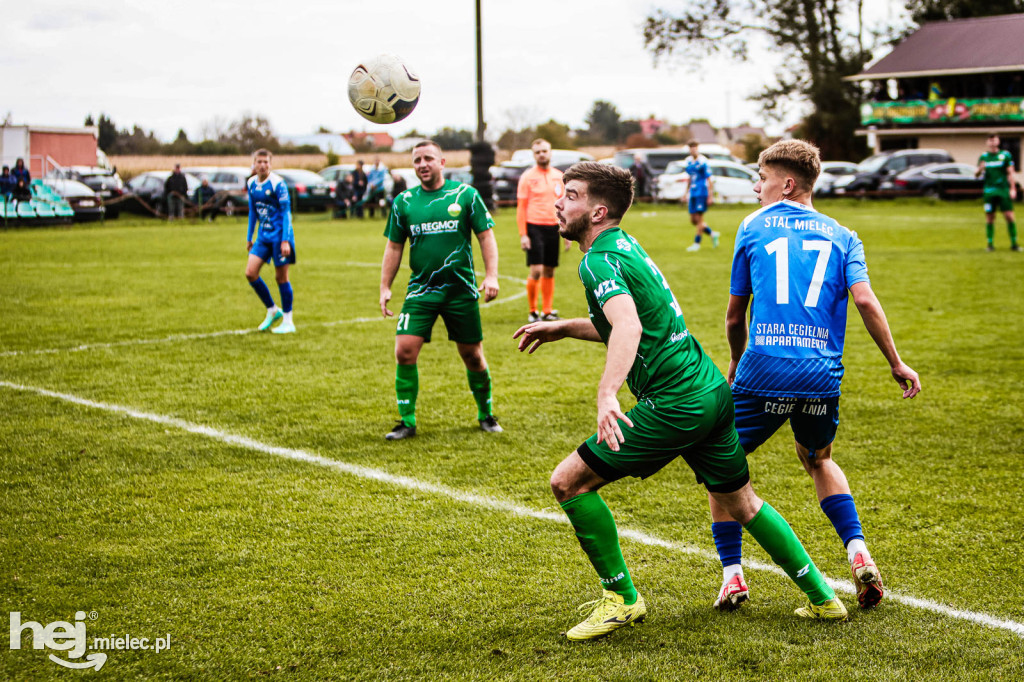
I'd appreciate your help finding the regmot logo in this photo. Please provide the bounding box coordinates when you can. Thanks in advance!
[9,611,171,671]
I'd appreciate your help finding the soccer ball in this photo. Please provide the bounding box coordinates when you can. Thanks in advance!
[348,55,420,124]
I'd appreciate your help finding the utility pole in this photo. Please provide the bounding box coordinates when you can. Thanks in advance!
[469,0,495,208]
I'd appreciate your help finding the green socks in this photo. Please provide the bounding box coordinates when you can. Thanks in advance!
[744,502,835,605]
[560,492,638,604]
[395,363,418,427]
[466,369,493,420]
[986,221,995,245]
[1009,220,1018,246]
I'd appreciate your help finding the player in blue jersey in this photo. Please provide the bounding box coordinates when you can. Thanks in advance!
[683,140,720,252]
[709,140,921,613]
[245,149,296,334]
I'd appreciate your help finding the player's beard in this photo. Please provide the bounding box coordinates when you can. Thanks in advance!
[559,212,589,243]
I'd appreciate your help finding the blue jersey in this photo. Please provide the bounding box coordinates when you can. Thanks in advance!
[685,156,711,198]
[247,173,293,244]
[730,200,869,397]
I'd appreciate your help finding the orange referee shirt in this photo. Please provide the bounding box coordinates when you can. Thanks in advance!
[516,166,565,236]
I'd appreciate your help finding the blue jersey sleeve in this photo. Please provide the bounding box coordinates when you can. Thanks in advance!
[276,180,293,243]
[844,233,869,287]
[730,225,752,296]
[247,182,256,242]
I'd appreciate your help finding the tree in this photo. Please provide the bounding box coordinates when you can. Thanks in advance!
[97,114,117,152]
[534,120,574,149]
[225,113,278,152]
[908,0,1024,22]
[585,100,622,145]
[643,1,872,159]
[432,127,474,150]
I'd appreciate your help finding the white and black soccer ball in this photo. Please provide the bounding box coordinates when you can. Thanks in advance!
[348,54,420,124]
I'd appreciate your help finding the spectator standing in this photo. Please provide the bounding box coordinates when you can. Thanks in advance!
[164,164,189,220]
[630,154,648,199]
[366,158,388,218]
[351,160,368,218]
[10,158,30,188]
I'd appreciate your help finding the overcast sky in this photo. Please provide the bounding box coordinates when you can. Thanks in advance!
[4,0,908,143]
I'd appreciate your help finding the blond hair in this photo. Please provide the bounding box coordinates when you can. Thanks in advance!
[758,140,821,191]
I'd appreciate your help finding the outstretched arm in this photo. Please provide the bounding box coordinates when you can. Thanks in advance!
[380,239,405,317]
[850,281,921,398]
[513,317,601,353]
[725,294,750,385]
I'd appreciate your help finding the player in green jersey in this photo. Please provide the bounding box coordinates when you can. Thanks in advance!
[976,133,1020,251]
[514,162,846,641]
[380,140,502,439]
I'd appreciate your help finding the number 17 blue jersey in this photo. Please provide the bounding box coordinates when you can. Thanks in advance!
[729,199,869,397]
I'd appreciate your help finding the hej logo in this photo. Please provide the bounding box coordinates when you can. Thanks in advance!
[10,611,171,671]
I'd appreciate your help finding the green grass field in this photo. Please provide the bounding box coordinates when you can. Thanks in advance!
[2,199,1023,680]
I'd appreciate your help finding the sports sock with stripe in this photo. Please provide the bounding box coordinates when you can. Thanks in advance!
[395,363,418,427]
[466,369,493,420]
[560,491,638,604]
[744,501,834,605]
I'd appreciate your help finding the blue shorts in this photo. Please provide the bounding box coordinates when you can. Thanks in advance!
[688,195,708,214]
[732,390,839,457]
[250,239,296,268]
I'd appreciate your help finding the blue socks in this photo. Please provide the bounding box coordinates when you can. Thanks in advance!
[711,521,743,567]
[278,282,293,313]
[249,278,275,308]
[820,493,865,547]
[711,495,865,568]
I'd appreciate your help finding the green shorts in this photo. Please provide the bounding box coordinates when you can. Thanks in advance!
[577,381,749,493]
[396,294,483,344]
[984,192,1013,213]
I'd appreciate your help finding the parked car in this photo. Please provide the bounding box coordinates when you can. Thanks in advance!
[125,171,201,215]
[182,166,251,212]
[833,149,954,195]
[319,164,394,198]
[41,178,105,221]
[46,166,125,218]
[881,162,989,199]
[656,159,759,204]
[275,169,333,212]
[492,150,594,203]
[813,161,860,197]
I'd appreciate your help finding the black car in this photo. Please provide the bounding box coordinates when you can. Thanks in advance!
[46,166,126,218]
[275,169,333,212]
[833,149,953,195]
[885,162,1024,199]
[124,171,202,215]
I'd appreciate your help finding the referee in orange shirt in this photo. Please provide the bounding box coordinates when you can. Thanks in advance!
[518,138,569,322]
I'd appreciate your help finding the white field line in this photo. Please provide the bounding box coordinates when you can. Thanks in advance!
[2,379,1022,639]
[0,266,528,359]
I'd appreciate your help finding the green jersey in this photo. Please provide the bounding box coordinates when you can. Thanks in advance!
[578,227,724,405]
[384,180,494,302]
[979,150,1014,195]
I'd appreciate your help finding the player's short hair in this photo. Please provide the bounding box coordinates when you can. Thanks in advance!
[687,139,699,147]
[531,138,550,148]
[252,149,272,160]
[563,162,634,221]
[414,139,442,153]
[758,140,822,191]
[987,132,1000,140]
